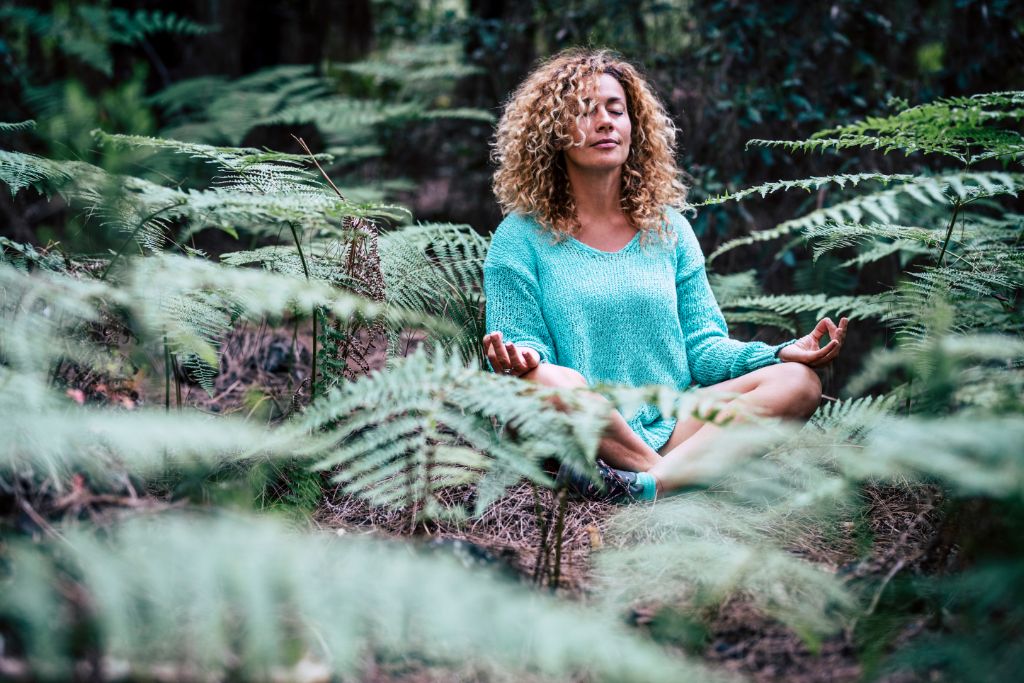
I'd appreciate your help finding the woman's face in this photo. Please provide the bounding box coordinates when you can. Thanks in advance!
[563,73,632,174]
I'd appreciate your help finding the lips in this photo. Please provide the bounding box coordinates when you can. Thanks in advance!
[591,139,618,148]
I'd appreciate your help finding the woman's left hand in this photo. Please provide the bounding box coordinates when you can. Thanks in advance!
[777,317,849,368]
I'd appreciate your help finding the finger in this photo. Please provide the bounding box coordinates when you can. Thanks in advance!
[484,333,506,372]
[809,318,829,345]
[824,317,838,341]
[506,342,526,374]
[809,340,840,367]
[492,331,512,370]
[821,337,843,363]
[482,333,496,361]
[485,341,500,371]
[523,348,540,369]
[837,317,849,344]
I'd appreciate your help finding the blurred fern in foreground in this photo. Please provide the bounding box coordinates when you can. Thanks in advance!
[2,513,730,683]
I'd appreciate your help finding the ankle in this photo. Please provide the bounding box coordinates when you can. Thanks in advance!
[652,473,665,496]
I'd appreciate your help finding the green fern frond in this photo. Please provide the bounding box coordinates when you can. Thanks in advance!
[264,97,418,134]
[0,5,112,74]
[595,501,855,642]
[0,237,67,272]
[807,395,900,445]
[154,66,331,145]
[748,91,1024,164]
[699,172,915,206]
[1,389,277,488]
[416,107,497,123]
[107,8,214,44]
[94,130,331,176]
[0,5,211,76]
[2,513,723,682]
[221,245,349,282]
[908,265,1019,297]
[707,270,765,305]
[340,59,482,85]
[145,76,228,117]
[840,239,932,269]
[810,395,899,430]
[707,172,1022,261]
[721,309,799,334]
[288,346,607,517]
[802,222,942,261]
[0,150,77,196]
[94,132,411,229]
[0,120,36,132]
[723,293,893,323]
[379,222,490,361]
[854,415,1024,499]
[0,262,115,377]
[338,42,483,93]
[124,254,447,379]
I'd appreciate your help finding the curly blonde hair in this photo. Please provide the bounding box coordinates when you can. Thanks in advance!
[491,48,688,243]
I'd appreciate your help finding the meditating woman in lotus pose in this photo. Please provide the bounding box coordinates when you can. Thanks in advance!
[482,48,847,502]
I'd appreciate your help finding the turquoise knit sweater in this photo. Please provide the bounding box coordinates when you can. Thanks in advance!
[483,208,795,451]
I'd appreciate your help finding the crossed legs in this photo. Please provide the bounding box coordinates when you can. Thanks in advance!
[520,362,822,495]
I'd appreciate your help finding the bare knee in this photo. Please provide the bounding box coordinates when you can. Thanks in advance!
[775,362,822,418]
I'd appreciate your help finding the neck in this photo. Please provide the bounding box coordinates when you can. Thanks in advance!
[565,161,624,224]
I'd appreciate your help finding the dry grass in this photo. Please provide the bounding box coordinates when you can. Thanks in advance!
[316,481,617,596]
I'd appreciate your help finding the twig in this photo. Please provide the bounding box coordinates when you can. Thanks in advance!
[291,135,346,201]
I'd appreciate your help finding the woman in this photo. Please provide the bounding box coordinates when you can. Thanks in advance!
[482,49,847,501]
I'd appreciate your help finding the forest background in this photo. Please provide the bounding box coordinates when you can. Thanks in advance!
[1,1,1023,682]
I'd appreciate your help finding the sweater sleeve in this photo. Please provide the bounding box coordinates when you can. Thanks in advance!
[672,211,796,386]
[483,216,556,367]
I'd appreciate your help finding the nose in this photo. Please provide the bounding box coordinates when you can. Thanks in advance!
[593,107,613,131]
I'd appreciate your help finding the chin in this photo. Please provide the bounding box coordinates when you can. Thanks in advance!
[572,154,629,172]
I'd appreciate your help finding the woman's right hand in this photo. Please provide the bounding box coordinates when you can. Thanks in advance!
[483,331,540,377]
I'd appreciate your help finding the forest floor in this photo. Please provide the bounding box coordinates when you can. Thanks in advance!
[58,323,944,683]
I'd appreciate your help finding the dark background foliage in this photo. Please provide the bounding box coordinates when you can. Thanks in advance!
[4,0,1021,236]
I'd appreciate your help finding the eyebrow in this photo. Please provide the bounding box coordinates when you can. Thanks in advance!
[583,96,626,107]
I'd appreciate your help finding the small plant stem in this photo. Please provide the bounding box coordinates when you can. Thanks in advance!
[530,483,552,584]
[286,220,316,398]
[163,336,171,412]
[287,222,311,281]
[551,489,569,592]
[174,358,182,410]
[936,198,962,268]
[311,308,318,399]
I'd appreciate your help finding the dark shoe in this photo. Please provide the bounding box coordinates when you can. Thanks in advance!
[555,459,646,504]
